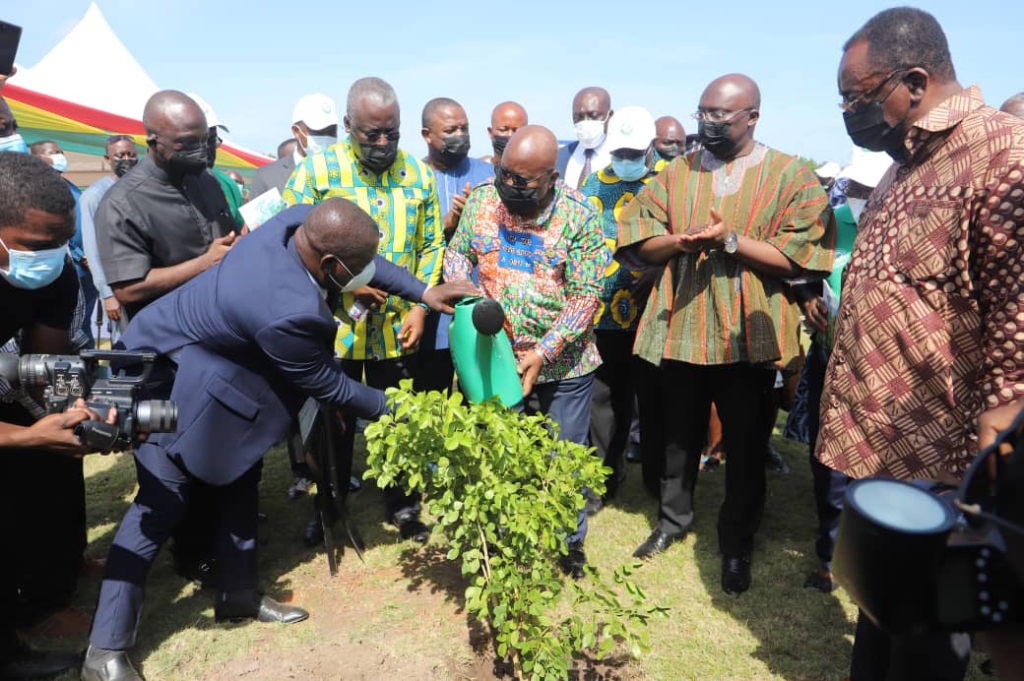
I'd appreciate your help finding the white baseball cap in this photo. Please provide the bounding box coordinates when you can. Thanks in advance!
[838,147,893,189]
[815,161,841,179]
[292,94,339,131]
[187,92,229,132]
[604,106,656,153]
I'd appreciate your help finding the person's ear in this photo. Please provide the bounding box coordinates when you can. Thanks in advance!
[343,115,352,134]
[421,126,431,144]
[904,68,929,103]
[747,109,760,128]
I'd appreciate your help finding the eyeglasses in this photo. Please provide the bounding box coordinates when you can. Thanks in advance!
[691,107,755,123]
[151,133,208,151]
[497,166,553,188]
[838,69,906,113]
[358,128,400,143]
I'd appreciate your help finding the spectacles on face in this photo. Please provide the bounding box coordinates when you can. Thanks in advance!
[151,133,208,152]
[357,127,400,143]
[838,69,907,113]
[497,165,553,188]
[691,107,755,123]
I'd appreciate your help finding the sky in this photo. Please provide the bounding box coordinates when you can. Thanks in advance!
[5,0,1023,167]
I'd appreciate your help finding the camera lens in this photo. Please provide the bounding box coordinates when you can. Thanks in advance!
[17,355,54,387]
[134,400,178,433]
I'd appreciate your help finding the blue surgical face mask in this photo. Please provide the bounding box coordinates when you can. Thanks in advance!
[0,236,68,290]
[0,133,29,154]
[49,153,68,173]
[611,155,649,182]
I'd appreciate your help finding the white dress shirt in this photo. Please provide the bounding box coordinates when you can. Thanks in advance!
[564,138,612,188]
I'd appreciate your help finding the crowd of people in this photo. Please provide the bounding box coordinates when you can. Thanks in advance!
[1,5,1024,681]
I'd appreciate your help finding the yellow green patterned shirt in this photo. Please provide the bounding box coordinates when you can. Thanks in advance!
[283,138,444,360]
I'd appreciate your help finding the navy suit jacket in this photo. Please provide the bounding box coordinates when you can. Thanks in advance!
[121,204,427,485]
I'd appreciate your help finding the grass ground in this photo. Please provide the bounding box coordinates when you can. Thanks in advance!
[39,423,990,680]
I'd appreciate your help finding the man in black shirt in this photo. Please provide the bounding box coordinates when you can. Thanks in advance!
[94,90,237,586]
[0,152,114,679]
[95,90,237,319]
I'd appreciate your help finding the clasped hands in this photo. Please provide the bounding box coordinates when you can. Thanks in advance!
[674,208,732,254]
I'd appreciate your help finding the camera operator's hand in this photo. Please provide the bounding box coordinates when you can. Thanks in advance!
[420,281,482,315]
[19,400,117,457]
[201,231,238,270]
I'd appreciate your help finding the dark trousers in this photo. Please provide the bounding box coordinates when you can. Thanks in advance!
[523,372,595,545]
[850,610,970,681]
[804,342,851,570]
[633,357,665,494]
[340,356,420,519]
[413,348,455,394]
[0,403,86,632]
[657,361,775,556]
[90,445,260,650]
[589,330,637,498]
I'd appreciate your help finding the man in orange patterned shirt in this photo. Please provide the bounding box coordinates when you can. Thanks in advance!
[820,7,1024,680]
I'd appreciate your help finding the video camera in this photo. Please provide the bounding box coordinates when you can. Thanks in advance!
[834,409,1024,634]
[0,349,177,452]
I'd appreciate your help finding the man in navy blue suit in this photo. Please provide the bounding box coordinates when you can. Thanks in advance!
[81,199,478,681]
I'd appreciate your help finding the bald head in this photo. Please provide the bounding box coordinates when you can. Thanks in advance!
[502,125,558,175]
[491,101,528,129]
[346,77,398,119]
[304,198,379,265]
[572,87,611,115]
[142,90,207,136]
[1001,92,1024,120]
[700,74,761,110]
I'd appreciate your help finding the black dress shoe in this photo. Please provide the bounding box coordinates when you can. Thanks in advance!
[0,639,81,680]
[81,645,144,681]
[722,555,752,594]
[633,528,686,559]
[215,593,309,624]
[804,567,839,593]
[559,541,587,580]
[394,512,430,543]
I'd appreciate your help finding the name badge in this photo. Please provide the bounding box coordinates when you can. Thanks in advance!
[498,226,541,274]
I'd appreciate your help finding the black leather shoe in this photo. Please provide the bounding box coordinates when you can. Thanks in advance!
[81,645,144,681]
[559,541,587,580]
[804,567,839,593]
[722,555,752,594]
[215,593,309,624]
[633,529,686,559]
[394,512,430,543]
[0,640,81,680]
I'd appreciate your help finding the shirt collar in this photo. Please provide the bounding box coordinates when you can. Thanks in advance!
[292,149,304,166]
[903,84,984,159]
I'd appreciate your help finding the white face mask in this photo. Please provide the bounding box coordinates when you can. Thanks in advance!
[847,197,867,224]
[326,256,377,293]
[574,120,606,150]
[302,131,336,156]
[49,153,69,173]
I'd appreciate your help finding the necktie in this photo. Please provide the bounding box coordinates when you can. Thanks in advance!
[578,148,594,188]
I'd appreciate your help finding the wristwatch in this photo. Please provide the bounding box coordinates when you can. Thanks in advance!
[723,230,739,255]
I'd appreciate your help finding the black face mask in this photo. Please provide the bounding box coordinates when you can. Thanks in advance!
[495,178,545,217]
[441,134,471,164]
[491,135,511,156]
[843,101,911,163]
[166,146,209,176]
[698,121,738,158]
[657,144,684,160]
[358,139,399,174]
[112,158,138,178]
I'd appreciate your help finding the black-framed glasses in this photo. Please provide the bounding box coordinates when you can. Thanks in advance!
[150,133,208,151]
[497,165,553,188]
[839,69,907,112]
[358,128,400,143]
[691,107,755,123]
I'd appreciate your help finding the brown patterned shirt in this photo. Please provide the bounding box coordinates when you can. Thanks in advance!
[817,86,1024,481]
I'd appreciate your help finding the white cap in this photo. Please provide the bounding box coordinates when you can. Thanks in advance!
[838,147,893,189]
[815,161,841,179]
[187,92,229,132]
[292,94,339,131]
[604,106,656,153]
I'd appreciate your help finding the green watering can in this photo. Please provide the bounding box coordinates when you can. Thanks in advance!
[448,297,523,408]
